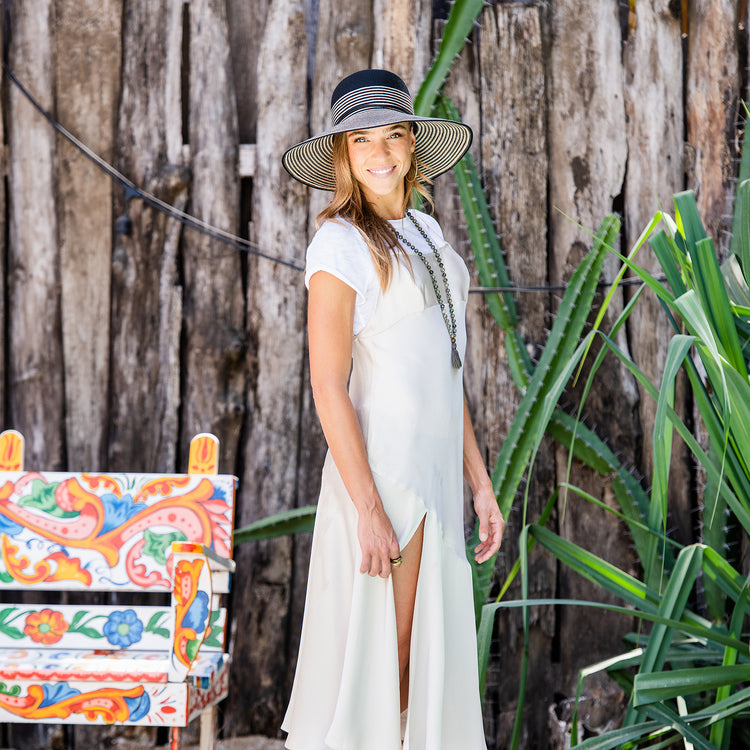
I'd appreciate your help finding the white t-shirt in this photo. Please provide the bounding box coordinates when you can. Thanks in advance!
[304,210,446,335]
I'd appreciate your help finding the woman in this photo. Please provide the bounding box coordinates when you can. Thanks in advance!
[281,69,504,750]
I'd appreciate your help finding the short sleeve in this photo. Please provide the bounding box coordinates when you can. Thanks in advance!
[305,219,379,335]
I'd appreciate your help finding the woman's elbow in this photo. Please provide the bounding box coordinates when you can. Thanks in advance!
[310,377,348,412]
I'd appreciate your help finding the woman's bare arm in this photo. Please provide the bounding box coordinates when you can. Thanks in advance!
[308,270,401,577]
[463,399,505,562]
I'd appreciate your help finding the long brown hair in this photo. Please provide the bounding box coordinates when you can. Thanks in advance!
[317,125,434,290]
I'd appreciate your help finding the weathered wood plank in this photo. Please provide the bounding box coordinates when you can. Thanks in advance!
[228,0,272,144]
[229,0,309,736]
[6,5,65,750]
[372,0,432,87]
[474,7,556,746]
[181,0,245,471]
[108,0,187,472]
[547,0,640,710]
[306,0,374,225]
[55,0,121,471]
[623,1,692,542]
[6,0,65,470]
[686,0,740,257]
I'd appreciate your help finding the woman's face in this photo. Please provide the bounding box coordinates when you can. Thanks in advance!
[346,123,416,218]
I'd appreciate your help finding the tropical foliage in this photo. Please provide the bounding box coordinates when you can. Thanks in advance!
[475,179,750,749]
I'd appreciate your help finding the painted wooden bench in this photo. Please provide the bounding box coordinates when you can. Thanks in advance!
[0,429,237,750]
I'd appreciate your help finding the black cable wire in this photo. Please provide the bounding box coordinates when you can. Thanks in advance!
[4,63,662,293]
[4,63,304,271]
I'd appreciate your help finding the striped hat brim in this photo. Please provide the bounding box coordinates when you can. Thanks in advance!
[282,109,473,191]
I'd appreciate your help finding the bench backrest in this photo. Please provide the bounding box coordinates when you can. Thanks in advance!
[0,432,236,593]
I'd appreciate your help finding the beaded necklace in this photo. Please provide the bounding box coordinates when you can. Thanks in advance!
[393,210,462,369]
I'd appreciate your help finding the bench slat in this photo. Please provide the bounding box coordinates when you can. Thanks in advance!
[0,655,229,726]
[0,603,230,653]
[0,471,236,591]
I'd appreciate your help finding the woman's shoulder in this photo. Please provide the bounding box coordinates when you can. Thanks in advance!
[311,216,365,247]
[305,217,375,292]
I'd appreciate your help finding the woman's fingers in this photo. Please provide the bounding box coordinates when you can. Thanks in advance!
[474,507,505,563]
[359,538,400,577]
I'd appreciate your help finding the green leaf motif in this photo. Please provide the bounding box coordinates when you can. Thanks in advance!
[142,529,187,565]
[77,627,103,639]
[203,610,223,649]
[19,480,77,518]
[186,637,200,663]
[0,683,21,697]
[146,611,171,639]
[67,611,107,638]
[0,607,26,640]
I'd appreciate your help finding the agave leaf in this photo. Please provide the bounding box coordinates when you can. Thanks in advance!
[492,216,620,519]
[485,596,742,651]
[675,189,708,249]
[569,720,667,750]
[709,583,750,748]
[436,96,518,323]
[691,236,748,376]
[413,0,484,116]
[734,179,750,280]
[641,702,717,750]
[634,664,750,707]
[729,110,750,264]
[234,505,316,544]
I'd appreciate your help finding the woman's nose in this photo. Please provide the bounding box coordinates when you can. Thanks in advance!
[372,138,390,157]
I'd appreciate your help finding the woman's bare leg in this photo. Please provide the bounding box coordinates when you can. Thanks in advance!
[392,515,425,713]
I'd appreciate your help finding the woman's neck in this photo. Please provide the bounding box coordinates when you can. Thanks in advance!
[365,191,406,221]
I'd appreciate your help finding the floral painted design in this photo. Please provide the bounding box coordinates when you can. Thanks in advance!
[102,609,143,647]
[24,609,69,645]
[183,591,209,635]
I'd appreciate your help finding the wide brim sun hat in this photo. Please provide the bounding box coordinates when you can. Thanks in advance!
[282,69,473,191]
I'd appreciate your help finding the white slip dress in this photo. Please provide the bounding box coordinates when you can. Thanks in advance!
[282,214,487,750]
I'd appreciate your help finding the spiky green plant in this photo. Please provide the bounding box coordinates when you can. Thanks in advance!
[480,182,750,749]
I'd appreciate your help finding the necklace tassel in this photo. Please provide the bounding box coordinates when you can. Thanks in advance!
[451,342,462,369]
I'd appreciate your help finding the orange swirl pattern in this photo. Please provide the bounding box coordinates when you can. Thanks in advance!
[173,558,205,669]
[0,473,232,588]
[0,684,145,722]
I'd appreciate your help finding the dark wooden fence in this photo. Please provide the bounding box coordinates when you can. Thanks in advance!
[0,0,745,747]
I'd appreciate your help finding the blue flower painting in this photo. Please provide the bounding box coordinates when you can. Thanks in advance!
[103,609,144,647]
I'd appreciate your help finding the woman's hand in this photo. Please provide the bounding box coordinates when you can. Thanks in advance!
[357,503,401,578]
[462,399,505,563]
[472,485,504,564]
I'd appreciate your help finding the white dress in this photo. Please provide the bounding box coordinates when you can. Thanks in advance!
[282,210,487,750]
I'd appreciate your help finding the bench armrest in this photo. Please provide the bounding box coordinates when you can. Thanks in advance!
[172,541,235,570]
[167,542,233,682]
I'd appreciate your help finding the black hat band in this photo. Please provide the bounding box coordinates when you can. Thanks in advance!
[331,86,414,126]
